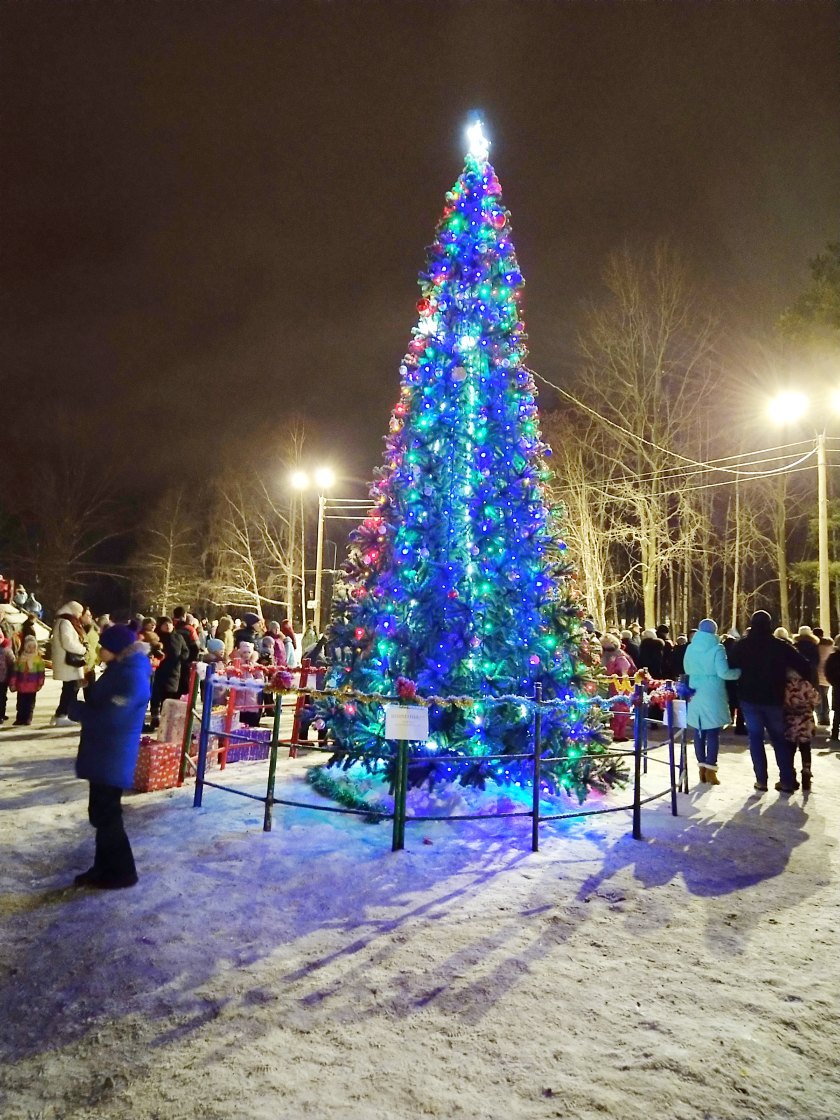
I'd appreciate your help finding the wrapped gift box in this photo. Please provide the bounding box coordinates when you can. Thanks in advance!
[134,739,182,792]
[225,738,272,763]
[159,698,189,746]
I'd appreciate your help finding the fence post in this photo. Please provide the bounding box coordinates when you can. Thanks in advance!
[679,728,689,793]
[193,664,216,809]
[666,698,678,816]
[177,663,200,786]
[531,683,543,853]
[632,682,644,840]
[263,690,284,832]
[391,739,408,852]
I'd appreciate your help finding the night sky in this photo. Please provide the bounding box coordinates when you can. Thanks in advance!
[2,1,839,493]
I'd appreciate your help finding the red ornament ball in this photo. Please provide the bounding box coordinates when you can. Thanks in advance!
[447,589,459,599]
[490,211,507,230]
[417,297,433,316]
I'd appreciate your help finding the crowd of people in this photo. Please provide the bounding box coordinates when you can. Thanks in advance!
[594,612,840,795]
[3,595,834,891]
[2,600,324,892]
[0,602,321,732]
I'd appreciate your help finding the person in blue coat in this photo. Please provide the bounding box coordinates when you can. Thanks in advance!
[70,625,151,889]
[683,619,741,785]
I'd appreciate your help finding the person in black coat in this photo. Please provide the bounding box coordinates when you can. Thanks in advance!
[620,629,640,666]
[149,617,188,729]
[656,625,677,678]
[728,610,811,792]
[792,626,820,687]
[172,606,199,694]
[823,643,840,742]
[637,630,665,678]
[233,611,263,648]
[670,635,688,677]
[721,633,745,733]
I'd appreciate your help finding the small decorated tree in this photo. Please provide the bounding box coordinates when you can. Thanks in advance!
[322,123,620,801]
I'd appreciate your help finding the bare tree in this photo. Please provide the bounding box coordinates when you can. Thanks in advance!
[542,410,630,628]
[129,486,204,615]
[3,440,121,610]
[203,424,309,619]
[571,240,721,625]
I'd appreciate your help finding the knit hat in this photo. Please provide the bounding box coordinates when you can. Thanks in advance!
[697,619,718,634]
[99,624,136,655]
[749,610,773,634]
[620,629,633,640]
[797,625,814,638]
[206,638,225,654]
[641,628,658,640]
[774,626,791,641]
[57,601,84,617]
[242,612,261,627]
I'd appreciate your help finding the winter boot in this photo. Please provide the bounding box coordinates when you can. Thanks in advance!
[705,766,720,785]
[801,768,812,791]
[698,765,707,783]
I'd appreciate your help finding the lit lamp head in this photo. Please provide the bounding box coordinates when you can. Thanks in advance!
[313,466,336,491]
[290,469,310,491]
[767,390,809,425]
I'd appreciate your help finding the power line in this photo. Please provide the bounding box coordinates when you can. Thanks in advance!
[591,444,817,487]
[533,369,827,480]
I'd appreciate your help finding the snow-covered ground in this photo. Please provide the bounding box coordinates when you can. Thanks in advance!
[1,677,839,1120]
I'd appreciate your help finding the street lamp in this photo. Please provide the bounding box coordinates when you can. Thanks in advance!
[768,392,836,634]
[288,465,336,634]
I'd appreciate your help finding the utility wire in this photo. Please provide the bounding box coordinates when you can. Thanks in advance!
[580,462,817,504]
[533,369,828,479]
[588,444,817,488]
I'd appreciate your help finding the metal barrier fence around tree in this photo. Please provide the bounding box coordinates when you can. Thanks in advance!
[187,665,689,850]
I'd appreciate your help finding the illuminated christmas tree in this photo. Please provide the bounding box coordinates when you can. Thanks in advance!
[321,122,619,801]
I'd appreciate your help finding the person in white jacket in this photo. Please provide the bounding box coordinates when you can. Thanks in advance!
[50,600,87,727]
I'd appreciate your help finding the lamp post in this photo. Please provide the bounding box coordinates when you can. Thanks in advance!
[290,469,310,629]
[288,466,336,635]
[816,429,830,635]
[768,391,833,634]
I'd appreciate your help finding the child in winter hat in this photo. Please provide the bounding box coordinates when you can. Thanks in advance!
[10,635,46,725]
[204,637,226,663]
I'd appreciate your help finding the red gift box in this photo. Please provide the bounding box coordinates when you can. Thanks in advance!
[134,740,182,792]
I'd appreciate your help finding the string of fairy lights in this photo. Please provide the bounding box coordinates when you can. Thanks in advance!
[315,120,622,802]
